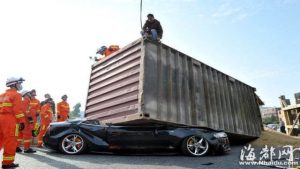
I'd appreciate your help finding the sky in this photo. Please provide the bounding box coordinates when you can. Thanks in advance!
[0,0,299,110]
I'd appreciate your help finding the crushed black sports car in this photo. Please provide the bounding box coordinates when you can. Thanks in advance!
[43,119,230,156]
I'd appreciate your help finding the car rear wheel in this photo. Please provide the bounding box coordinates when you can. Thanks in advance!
[181,135,209,156]
[59,134,87,155]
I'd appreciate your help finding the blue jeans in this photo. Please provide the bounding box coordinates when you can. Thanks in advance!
[141,29,158,40]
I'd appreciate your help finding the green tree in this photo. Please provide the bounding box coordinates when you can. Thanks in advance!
[270,115,278,123]
[70,103,81,118]
[262,115,279,125]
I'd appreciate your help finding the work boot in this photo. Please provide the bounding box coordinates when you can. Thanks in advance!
[24,148,36,153]
[2,163,19,168]
[16,147,22,153]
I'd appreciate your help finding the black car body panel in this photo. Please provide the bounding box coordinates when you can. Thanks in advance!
[43,119,230,155]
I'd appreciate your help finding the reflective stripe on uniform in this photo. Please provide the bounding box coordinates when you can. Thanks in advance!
[17,139,23,142]
[38,140,43,143]
[16,113,24,118]
[3,156,15,161]
[1,103,13,107]
[24,139,31,143]
[15,124,19,136]
[42,125,45,130]
[44,115,48,118]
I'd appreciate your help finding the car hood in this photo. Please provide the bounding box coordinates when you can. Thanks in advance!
[50,118,84,126]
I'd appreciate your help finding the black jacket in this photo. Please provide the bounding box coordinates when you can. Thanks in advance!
[143,19,163,38]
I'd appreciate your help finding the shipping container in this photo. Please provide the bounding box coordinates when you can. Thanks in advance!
[85,39,263,137]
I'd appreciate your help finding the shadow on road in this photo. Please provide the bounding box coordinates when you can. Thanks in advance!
[22,151,82,169]
[33,147,236,169]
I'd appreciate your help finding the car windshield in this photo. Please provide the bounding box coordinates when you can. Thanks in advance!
[80,119,101,125]
[68,117,86,123]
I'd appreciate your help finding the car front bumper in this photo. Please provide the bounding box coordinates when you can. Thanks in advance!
[43,128,60,150]
[216,137,231,152]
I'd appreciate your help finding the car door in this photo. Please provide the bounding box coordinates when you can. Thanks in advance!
[107,125,165,149]
[150,125,178,149]
[107,125,176,149]
[106,125,140,149]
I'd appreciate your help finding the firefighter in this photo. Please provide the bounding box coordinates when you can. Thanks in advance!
[37,98,53,147]
[41,93,55,116]
[96,45,120,58]
[0,77,26,168]
[56,95,70,122]
[30,89,41,137]
[16,90,36,153]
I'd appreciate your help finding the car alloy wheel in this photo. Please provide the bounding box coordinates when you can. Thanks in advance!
[182,135,209,156]
[60,134,86,155]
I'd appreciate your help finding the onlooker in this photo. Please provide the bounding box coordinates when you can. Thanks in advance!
[280,119,286,133]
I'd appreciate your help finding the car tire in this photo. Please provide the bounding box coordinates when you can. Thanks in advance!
[59,133,87,155]
[181,135,209,157]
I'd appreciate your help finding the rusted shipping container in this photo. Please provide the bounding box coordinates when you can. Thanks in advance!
[85,39,263,137]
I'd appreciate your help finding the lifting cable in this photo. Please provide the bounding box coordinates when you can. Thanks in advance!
[140,0,143,29]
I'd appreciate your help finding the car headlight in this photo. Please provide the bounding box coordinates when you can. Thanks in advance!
[213,132,227,138]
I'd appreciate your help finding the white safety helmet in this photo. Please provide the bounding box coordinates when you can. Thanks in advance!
[21,90,31,97]
[6,77,25,87]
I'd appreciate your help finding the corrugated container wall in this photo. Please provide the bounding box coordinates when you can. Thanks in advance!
[85,39,263,137]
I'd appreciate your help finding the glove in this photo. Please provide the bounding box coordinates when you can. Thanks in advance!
[57,115,60,119]
[32,130,36,137]
[67,115,69,118]
[32,130,39,137]
[19,123,25,131]
[27,116,34,124]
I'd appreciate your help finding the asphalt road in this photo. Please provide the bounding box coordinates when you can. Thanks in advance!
[0,145,279,169]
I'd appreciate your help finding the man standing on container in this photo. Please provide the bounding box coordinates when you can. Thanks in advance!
[141,13,163,41]
[0,77,26,168]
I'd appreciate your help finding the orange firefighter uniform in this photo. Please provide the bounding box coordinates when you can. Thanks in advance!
[37,102,52,147]
[0,89,25,166]
[56,100,70,122]
[103,45,120,57]
[29,97,41,131]
[96,45,120,58]
[17,96,33,150]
